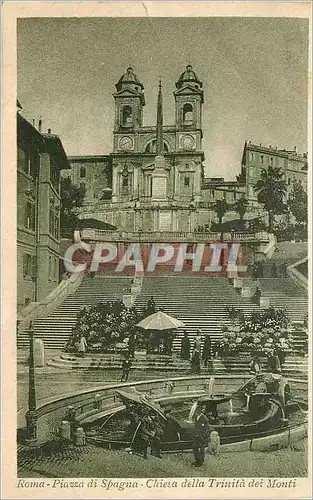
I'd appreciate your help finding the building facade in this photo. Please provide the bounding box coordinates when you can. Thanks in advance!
[241,141,308,204]
[17,110,69,311]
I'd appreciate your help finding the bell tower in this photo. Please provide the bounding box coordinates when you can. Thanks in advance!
[174,65,204,147]
[113,67,145,135]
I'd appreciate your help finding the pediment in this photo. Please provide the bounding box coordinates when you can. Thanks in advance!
[174,85,203,96]
[114,88,141,98]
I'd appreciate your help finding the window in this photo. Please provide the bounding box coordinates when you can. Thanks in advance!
[250,152,254,161]
[30,151,39,178]
[49,200,60,239]
[122,176,128,187]
[183,103,193,123]
[80,167,86,178]
[260,155,264,163]
[50,161,60,191]
[211,190,215,198]
[25,201,35,231]
[184,176,190,187]
[223,192,227,200]
[23,254,36,279]
[270,157,274,166]
[122,105,133,126]
[144,139,169,153]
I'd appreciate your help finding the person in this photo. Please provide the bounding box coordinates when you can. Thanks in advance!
[271,263,277,278]
[202,334,212,368]
[150,415,164,459]
[77,335,87,358]
[121,355,132,382]
[192,405,210,467]
[128,333,136,358]
[191,344,201,374]
[180,330,191,360]
[147,296,156,314]
[138,412,154,459]
[195,330,202,352]
[250,356,261,375]
[252,286,261,304]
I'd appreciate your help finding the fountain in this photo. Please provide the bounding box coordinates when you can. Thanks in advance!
[246,394,251,410]
[207,377,215,398]
[81,373,306,452]
[187,401,198,424]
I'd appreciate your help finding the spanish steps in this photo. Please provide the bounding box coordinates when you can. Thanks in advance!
[17,269,308,357]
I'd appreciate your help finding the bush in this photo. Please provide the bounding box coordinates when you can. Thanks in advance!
[217,307,294,360]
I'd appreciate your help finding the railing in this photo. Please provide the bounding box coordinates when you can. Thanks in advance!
[17,273,84,333]
[80,229,270,243]
[288,257,308,291]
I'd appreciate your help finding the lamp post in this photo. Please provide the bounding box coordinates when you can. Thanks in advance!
[25,321,37,446]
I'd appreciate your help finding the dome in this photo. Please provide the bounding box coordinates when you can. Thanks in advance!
[176,65,202,89]
[115,67,144,91]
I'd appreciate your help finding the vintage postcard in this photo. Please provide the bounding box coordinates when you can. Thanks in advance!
[1,1,312,499]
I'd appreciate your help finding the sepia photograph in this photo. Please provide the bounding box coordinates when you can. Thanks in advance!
[1,2,311,498]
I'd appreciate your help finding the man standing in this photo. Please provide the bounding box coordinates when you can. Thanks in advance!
[150,415,164,458]
[192,405,210,467]
[121,355,132,382]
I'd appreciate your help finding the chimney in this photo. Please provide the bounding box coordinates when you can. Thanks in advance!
[38,118,42,133]
[47,128,51,134]
[32,119,35,127]
[249,140,251,144]
[269,145,271,148]
[294,146,297,153]
[275,146,277,150]
[259,143,262,146]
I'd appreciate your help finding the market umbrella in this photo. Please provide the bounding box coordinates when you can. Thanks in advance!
[136,311,185,331]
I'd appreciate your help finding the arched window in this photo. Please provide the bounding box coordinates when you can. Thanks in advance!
[122,105,133,126]
[183,103,193,123]
[144,139,169,153]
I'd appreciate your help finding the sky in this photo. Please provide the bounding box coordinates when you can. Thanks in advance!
[17,17,309,180]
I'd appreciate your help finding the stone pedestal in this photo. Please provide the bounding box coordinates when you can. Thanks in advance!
[241,287,251,298]
[60,420,71,440]
[260,297,270,308]
[75,427,86,446]
[94,394,102,410]
[33,339,45,367]
[123,295,132,308]
[234,278,243,290]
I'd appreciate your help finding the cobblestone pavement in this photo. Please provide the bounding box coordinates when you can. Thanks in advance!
[18,441,100,477]
[17,438,308,478]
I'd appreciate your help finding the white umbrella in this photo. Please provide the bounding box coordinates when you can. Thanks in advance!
[136,311,185,331]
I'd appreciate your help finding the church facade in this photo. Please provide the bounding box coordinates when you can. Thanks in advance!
[65,65,307,233]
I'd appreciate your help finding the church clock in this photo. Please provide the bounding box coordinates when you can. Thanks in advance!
[119,136,134,151]
[180,134,196,150]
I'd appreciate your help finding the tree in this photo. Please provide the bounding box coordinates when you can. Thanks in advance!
[60,177,85,235]
[254,167,287,232]
[213,199,229,225]
[234,195,248,221]
[287,180,307,225]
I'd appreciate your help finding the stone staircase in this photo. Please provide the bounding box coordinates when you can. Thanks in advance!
[46,352,308,378]
[136,275,263,352]
[136,275,308,355]
[243,277,308,323]
[16,276,133,350]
